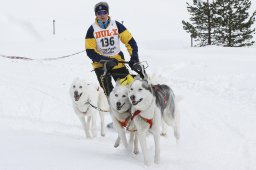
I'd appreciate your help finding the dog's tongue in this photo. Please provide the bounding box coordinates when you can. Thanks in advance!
[74,93,82,101]
[74,95,79,101]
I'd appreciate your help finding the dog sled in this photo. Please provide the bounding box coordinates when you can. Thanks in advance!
[99,59,173,113]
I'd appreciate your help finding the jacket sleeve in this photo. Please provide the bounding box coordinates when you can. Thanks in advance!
[116,21,139,62]
[85,25,110,62]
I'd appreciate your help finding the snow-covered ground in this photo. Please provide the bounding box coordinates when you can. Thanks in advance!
[1,0,256,169]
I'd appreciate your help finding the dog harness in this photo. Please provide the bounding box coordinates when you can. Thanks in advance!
[153,84,176,116]
[116,108,136,131]
[117,116,130,128]
[131,110,153,128]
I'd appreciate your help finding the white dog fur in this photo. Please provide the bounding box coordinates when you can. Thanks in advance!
[70,78,109,138]
[109,81,139,154]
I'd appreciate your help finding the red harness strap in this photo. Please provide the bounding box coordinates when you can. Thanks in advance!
[153,85,167,107]
[164,96,167,106]
[131,110,153,128]
[131,110,141,120]
[117,119,129,128]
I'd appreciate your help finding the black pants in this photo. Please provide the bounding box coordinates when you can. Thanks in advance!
[94,67,130,96]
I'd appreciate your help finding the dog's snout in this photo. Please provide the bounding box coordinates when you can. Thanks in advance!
[130,95,135,101]
[116,102,121,107]
[74,91,78,95]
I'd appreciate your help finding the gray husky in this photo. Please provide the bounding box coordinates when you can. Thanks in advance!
[128,77,180,165]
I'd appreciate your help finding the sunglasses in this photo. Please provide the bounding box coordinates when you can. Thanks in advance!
[97,10,108,16]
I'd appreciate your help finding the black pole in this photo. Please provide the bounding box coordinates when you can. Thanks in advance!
[53,20,55,35]
[191,35,193,47]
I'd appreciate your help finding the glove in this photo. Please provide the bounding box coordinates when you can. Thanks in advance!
[129,60,145,79]
[105,58,118,72]
[128,60,137,71]
[109,58,118,65]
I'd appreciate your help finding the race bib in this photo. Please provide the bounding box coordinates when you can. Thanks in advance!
[93,20,121,56]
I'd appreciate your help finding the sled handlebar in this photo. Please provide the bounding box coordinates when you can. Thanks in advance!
[99,59,148,79]
[99,60,129,64]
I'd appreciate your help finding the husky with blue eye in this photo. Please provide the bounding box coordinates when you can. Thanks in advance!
[70,78,109,138]
[109,81,139,155]
[128,77,180,166]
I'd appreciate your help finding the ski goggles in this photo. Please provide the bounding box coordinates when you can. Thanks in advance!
[97,10,108,16]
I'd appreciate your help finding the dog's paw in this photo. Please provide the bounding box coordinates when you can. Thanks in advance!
[154,159,160,164]
[176,139,180,145]
[92,131,97,138]
[85,133,92,139]
[107,122,114,129]
[160,132,167,136]
[114,143,120,148]
[101,129,106,137]
[114,139,120,148]
[114,136,120,148]
[134,149,139,155]
[144,161,151,166]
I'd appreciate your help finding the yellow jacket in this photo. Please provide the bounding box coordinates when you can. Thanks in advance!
[85,18,138,69]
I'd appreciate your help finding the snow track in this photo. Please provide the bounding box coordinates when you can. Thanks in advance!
[1,47,256,169]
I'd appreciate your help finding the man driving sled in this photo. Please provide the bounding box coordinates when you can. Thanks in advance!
[85,1,140,97]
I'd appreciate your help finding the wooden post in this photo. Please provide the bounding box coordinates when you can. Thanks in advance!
[53,20,56,35]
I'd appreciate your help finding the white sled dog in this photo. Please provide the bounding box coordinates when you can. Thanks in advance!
[109,81,139,154]
[128,77,180,165]
[70,78,109,138]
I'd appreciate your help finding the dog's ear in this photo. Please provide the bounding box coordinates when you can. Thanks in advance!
[134,74,141,80]
[142,80,154,93]
[143,74,149,81]
[115,79,121,87]
[73,77,79,83]
[126,83,132,90]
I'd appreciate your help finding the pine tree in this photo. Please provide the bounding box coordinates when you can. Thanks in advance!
[182,0,215,46]
[213,0,256,47]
